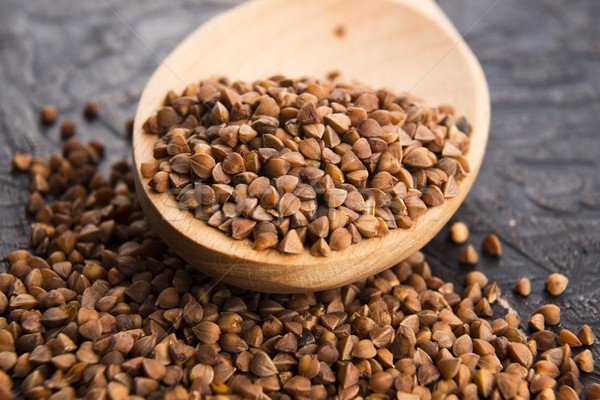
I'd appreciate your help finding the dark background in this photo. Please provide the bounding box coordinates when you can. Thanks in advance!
[0,0,598,386]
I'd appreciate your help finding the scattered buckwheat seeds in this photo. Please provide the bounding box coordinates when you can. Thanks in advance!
[141,75,473,255]
[126,117,135,138]
[529,313,545,331]
[588,383,600,399]
[535,304,561,325]
[513,277,531,296]
[449,221,469,244]
[481,233,502,256]
[573,349,594,373]
[459,244,479,264]
[10,151,33,172]
[558,385,579,400]
[60,120,77,139]
[83,99,99,119]
[577,324,595,345]
[558,329,582,347]
[40,104,58,125]
[545,272,568,296]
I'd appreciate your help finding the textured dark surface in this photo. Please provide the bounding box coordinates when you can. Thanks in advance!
[0,0,598,389]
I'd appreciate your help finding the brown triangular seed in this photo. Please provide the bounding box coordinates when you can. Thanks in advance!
[577,324,594,345]
[459,245,478,264]
[279,230,304,254]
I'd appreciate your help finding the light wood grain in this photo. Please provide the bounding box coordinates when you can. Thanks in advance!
[132,0,490,293]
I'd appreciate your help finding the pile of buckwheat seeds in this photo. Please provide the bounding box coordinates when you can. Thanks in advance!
[141,75,473,255]
[2,125,598,399]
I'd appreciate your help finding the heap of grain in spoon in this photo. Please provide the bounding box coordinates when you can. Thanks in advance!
[141,75,472,255]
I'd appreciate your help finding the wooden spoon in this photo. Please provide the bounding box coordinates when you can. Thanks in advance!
[132,0,490,293]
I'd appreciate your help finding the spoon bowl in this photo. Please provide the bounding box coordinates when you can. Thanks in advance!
[133,0,490,293]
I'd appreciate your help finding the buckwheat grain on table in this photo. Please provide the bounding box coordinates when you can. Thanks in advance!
[1,138,597,399]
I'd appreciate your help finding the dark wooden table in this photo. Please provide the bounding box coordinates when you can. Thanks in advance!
[1,0,598,388]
